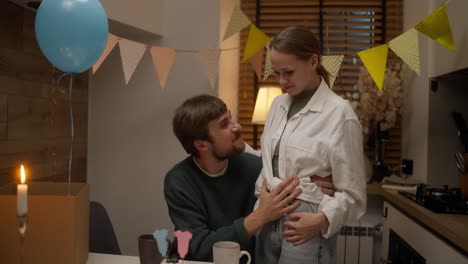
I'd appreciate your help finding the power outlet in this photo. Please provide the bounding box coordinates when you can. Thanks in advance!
[402,159,413,175]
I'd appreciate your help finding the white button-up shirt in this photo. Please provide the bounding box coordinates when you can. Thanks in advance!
[254,79,367,237]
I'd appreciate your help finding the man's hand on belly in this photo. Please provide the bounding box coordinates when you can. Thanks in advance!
[310,175,336,196]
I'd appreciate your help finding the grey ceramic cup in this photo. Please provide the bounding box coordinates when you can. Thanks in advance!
[213,241,251,264]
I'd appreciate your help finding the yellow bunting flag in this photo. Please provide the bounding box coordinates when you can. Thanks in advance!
[357,44,388,90]
[242,24,270,63]
[150,47,177,90]
[223,5,251,41]
[198,49,221,89]
[248,48,264,79]
[263,47,274,80]
[93,33,119,74]
[119,38,147,84]
[415,4,456,52]
[322,55,344,88]
[389,28,420,75]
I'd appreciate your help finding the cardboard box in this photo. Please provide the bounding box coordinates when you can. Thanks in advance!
[0,182,90,264]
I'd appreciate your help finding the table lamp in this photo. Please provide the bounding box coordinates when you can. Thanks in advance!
[252,85,282,124]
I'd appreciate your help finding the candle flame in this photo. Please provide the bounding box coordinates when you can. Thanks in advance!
[20,165,26,184]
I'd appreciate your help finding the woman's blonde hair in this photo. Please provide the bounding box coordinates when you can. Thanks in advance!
[269,25,331,87]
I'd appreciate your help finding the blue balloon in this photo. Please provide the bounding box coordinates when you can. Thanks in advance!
[35,0,109,73]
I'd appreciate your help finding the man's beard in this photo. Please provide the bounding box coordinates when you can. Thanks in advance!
[212,148,232,161]
[212,133,244,161]
[212,143,244,161]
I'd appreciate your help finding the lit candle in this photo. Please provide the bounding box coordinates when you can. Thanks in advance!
[17,165,27,216]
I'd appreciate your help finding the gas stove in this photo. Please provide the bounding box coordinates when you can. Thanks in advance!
[399,184,468,214]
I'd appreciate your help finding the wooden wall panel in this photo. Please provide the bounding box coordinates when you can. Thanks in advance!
[0,76,88,102]
[22,11,42,56]
[0,1,88,186]
[0,95,6,140]
[0,1,23,51]
[0,45,55,83]
[7,95,88,140]
[0,47,88,88]
[0,95,6,122]
[0,139,87,183]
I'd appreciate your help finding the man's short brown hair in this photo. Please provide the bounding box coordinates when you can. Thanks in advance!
[172,94,227,156]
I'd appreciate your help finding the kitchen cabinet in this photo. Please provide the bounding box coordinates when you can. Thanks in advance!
[381,202,468,263]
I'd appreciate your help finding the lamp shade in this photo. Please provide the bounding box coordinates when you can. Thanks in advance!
[252,86,283,124]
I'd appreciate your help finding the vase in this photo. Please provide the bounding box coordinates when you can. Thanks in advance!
[364,155,373,183]
[369,124,391,183]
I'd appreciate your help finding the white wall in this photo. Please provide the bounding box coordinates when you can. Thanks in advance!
[219,0,241,121]
[100,0,164,36]
[88,0,220,255]
[401,0,432,182]
[402,0,468,183]
[425,0,468,186]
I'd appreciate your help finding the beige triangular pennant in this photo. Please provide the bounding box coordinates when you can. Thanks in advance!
[263,47,274,80]
[223,5,252,41]
[198,49,221,89]
[92,33,119,74]
[119,38,147,84]
[322,55,344,88]
[389,28,421,75]
[150,47,177,89]
[249,48,264,79]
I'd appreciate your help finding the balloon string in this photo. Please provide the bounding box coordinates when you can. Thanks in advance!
[68,74,74,197]
[56,72,74,197]
[56,73,69,94]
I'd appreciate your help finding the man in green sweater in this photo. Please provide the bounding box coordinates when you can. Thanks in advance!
[164,94,303,262]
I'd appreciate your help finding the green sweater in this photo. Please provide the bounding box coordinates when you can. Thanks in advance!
[164,153,262,262]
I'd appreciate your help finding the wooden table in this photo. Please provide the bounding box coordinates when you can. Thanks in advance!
[86,253,212,264]
[87,253,140,264]
[161,260,212,264]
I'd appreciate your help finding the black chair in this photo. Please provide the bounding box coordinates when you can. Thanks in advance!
[89,201,122,255]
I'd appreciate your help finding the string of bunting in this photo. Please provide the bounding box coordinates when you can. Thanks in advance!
[92,1,457,91]
[92,32,241,88]
[357,1,455,90]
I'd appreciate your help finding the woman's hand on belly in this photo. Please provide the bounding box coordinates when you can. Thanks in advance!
[282,211,329,246]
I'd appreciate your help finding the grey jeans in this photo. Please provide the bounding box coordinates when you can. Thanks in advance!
[256,200,336,264]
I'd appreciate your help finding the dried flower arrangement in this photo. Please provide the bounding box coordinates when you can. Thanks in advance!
[349,58,413,142]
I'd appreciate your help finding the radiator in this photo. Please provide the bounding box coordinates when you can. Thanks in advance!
[336,225,374,264]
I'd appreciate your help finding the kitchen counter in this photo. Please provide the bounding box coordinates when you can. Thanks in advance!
[383,189,468,256]
[366,183,383,195]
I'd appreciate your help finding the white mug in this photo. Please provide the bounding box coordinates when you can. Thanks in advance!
[213,241,251,264]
